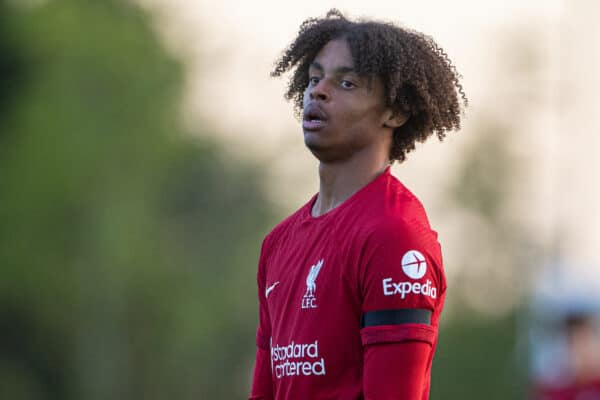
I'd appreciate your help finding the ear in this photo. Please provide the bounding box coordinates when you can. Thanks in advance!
[382,109,408,129]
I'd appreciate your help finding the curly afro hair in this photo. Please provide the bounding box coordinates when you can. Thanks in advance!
[271,9,468,163]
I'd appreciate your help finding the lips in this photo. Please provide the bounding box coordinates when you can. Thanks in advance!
[302,103,328,131]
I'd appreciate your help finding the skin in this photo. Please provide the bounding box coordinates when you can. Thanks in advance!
[302,39,407,217]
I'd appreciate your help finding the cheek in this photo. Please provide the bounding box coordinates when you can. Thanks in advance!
[302,88,311,106]
[338,100,381,126]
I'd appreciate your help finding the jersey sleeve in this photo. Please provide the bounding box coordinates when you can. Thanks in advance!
[249,347,274,400]
[249,237,274,399]
[358,218,445,346]
[363,340,431,399]
[255,236,272,350]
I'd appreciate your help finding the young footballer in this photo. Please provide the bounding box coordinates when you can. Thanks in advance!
[249,9,467,400]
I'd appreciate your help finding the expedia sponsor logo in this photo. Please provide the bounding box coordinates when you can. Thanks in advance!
[381,250,437,299]
[382,278,437,299]
[401,250,427,279]
[271,340,326,379]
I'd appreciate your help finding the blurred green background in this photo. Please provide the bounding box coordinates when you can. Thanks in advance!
[0,0,525,398]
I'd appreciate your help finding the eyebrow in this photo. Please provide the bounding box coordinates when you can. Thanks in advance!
[309,61,356,75]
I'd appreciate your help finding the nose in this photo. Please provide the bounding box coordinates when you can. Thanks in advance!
[309,80,330,101]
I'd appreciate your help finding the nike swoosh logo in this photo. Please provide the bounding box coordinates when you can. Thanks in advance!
[265,281,280,298]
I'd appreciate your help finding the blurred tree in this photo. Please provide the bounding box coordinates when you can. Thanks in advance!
[428,121,528,399]
[0,0,274,399]
[428,28,550,399]
[432,313,525,399]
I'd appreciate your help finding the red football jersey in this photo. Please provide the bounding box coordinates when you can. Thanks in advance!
[253,167,446,399]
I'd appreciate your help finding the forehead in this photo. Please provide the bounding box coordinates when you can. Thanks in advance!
[309,38,384,95]
[311,39,354,70]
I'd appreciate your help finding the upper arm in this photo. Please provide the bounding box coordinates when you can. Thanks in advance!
[358,218,445,347]
[250,237,274,399]
[358,219,444,399]
[256,236,272,350]
[363,340,431,400]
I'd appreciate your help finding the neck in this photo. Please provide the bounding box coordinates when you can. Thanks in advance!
[311,149,391,218]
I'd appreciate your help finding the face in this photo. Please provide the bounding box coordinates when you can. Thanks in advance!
[302,39,394,163]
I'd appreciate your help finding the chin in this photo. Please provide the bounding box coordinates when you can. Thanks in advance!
[303,130,322,146]
[304,141,345,163]
[304,136,326,158]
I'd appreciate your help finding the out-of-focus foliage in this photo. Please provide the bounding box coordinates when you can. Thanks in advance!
[432,313,526,399]
[430,117,530,398]
[0,0,535,399]
[428,32,547,398]
[0,0,274,399]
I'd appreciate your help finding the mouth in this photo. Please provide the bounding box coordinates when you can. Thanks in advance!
[302,103,328,131]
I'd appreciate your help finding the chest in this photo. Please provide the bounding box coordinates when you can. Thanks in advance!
[264,225,363,339]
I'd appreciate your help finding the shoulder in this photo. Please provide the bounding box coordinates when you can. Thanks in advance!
[358,177,442,271]
[362,175,434,245]
[385,173,430,225]
[363,216,437,255]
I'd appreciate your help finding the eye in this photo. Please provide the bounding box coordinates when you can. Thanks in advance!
[340,80,356,89]
[309,76,320,86]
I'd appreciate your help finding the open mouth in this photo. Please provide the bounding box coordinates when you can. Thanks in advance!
[303,104,328,130]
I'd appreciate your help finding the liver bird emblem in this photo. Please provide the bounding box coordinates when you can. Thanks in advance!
[305,259,324,297]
